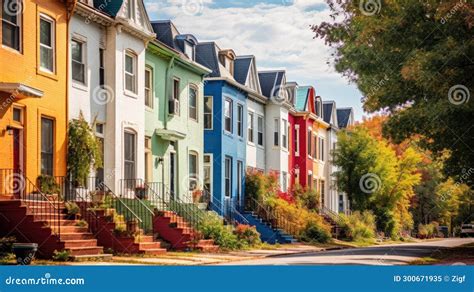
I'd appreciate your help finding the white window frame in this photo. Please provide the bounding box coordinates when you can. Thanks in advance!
[124,51,137,94]
[224,98,232,134]
[204,154,213,201]
[2,0,22,52]
[247,111,254,144]
[188,84,198,121]
[188,150,199,191]
[71,38,86,84]
[307,128,312,159]
[144,65,153,108]
[237,104,243,138]
[39,14,55,73]
[273,118,280,147]
[282,119,288,149]
[204,96,213,130]
[294,125,300,156]
[224,156,232,197]
[257,115,264,147]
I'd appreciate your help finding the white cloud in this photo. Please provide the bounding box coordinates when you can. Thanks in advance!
[144,0,363,118]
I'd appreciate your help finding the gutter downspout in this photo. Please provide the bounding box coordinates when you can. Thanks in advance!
[164,56,175,130]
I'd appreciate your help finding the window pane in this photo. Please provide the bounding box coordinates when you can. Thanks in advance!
[2,22,19,50]
[40,19,51,46]
[2,0,18,23]
[41,118,54,175]
[125,54,133,73]
[204,96,212,129]
[72,62,85,83]
[71,40,82,62]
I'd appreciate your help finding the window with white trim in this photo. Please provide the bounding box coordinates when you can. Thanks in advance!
[320,137,325,161]
[71,39,85,83]
[2,0,22,51]
[257,116,264,147]
[237,104,243,137]
[204,96,213,129]
[282,119,288,149]
[125,52,137,93]
[248,112,254,143]
[294,125,300,156]
[273,119,279,146]
[188,151,198,191]
[189,85,198,121]
[224,99,232,133]
[145,66,153,108]
[39,15,55,73]
[225,156,232,197]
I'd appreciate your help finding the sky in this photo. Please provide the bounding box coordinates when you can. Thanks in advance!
[144,0,364,120]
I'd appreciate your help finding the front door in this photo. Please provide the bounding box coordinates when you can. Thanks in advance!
[169,152,176,199]
[12,128,23,198]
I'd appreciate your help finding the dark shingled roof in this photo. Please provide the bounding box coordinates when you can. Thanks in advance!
[337,108,352,128]
[258,71,285,98]
[151,20,179,50]
[93,0,124,17]
[195,42,220,77]
[234,57,252,85]
[323,102,335,125]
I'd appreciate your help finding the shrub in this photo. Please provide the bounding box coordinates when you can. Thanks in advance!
[234,224,261,246]
[75,220,88,228]
[198,213,244,250]
[37,175,60,195]
[245,170,279,202]
[65,202,80,215]
[52,250,71,262]
[340,211,377,242]
[417,222,440,239]
[293,184,320,210]
[301,221,331,243]
[0,236,16,257]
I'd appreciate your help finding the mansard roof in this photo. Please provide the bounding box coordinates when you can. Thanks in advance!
[258,70,286,99]
[337,108,354,128]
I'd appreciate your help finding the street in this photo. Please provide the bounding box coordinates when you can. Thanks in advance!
[218,238,474,266]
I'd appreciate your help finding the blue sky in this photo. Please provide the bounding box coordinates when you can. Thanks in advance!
[144,0,364,120]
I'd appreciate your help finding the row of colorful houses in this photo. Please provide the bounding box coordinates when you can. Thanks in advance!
[0,0,354,221]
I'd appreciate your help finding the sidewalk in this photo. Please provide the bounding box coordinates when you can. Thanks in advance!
[63,244,332,266]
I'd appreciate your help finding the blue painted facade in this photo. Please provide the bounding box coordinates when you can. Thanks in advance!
[204,80,247,216]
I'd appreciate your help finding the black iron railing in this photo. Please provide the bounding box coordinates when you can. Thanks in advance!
[0,169,62,239]
[245,196,298,237]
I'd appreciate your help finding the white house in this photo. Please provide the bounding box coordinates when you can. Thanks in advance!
[69,0,155,193]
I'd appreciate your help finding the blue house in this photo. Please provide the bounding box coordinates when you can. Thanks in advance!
[195,43,248,218]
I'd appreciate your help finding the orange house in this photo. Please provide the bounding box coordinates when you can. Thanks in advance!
[0,0,74,182]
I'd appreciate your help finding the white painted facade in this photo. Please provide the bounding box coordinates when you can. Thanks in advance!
[69,1,154,193]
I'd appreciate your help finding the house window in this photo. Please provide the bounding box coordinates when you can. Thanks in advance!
[124,131,136,180]
[307,173,312,188]
[128,0,135,20]
[313,135,318,158]
[282,171,288,192]
[169,78,180,115]
[320,138,325,161]
[2,0,21,51]
[247,112,254,143]
[204,96,213,129]
[237,161,243,203]
[41,117,54,176]
[294,125,300,156]
[257,116,264,146]
[145,66,153,108]
[99,49,105,87]
[320,180,325,207]
[224,99,232,133]
[225,156,232,197]
[71,39,85,83]
[184,42,194,61]
[273,119,279,146]
[13,107,22,123]
[189,85,198,121]
[282,119,288,149]
[237,104,243,137]
[189,151,198,191]
[307,130,312,157]
[125,52,136,93]
[39,15,55,73]
[204,154,212,199]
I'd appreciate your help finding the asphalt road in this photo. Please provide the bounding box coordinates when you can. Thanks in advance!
[218,238,474,266]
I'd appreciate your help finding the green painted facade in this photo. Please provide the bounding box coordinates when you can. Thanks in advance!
[145,41,210,201]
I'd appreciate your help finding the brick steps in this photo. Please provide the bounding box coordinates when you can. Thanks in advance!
[153,211,219,251]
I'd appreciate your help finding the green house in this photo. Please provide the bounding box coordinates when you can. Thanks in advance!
[145,21,211,202]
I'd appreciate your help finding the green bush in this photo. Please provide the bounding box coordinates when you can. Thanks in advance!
[340,211,377,242]
[52,250,71,262]
[198,213,245,250]
[0,236,16,257]
[37,175,60,195]
[301,221,331,243]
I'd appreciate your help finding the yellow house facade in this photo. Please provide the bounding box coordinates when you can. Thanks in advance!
[0,0,73,182]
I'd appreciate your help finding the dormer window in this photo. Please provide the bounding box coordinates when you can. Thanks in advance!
[218,50,236,76]
[184,42,194,61]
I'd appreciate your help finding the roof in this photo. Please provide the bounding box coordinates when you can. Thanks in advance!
[93,0,124,17]
[337,108,353,128]
[195,42,221,77]
[295,86,311,111]
[258,70,285,98]
[323,101,335,124]
[234,57,252,85]
[151,20,180,50]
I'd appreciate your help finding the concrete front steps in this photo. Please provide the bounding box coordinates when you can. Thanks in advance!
[91,209,167,255]
[239,212,297,244]
[0,197,110,260]
[153,210,219,252]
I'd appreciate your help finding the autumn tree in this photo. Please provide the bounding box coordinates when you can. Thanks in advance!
[313,0,474,187]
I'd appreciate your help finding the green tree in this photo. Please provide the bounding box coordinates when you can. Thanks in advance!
[313,0,474,187]
[67,112,102,186]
